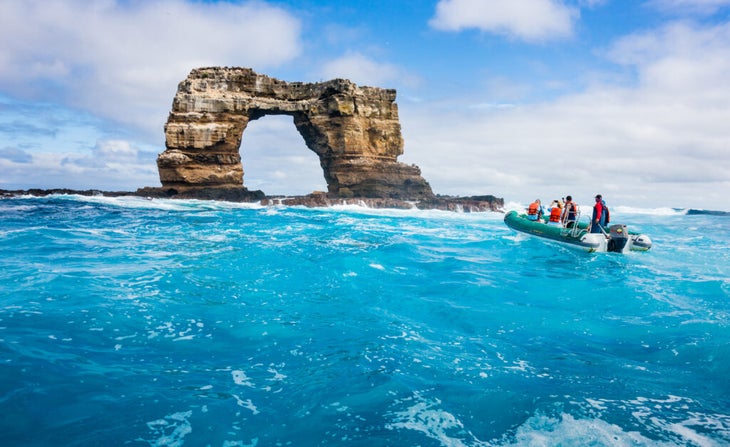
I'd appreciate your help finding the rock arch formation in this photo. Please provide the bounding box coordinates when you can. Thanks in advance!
[157,67,433,199]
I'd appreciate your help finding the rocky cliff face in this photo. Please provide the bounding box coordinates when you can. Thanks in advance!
[157,67,434,199]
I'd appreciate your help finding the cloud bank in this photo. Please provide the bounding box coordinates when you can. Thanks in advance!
[0,0,302,137]
[429,0,579,41]
[404,20,730,208]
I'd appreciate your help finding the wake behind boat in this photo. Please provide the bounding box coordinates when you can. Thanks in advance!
[504,210,652,253]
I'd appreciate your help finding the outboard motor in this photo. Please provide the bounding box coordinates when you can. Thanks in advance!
[607,224,629,252]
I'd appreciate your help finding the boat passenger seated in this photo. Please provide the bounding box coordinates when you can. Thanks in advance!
[547,200,563,226]
[527,199,544,222]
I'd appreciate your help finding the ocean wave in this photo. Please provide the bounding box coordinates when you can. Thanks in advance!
[385,393,722,446]
[386,391,485,446]
[611,206,726,216]
[26,193,507,218]
[499,412,677,447]
[612,206,686,216]
[596,206,729,217]
[290,202,506,221]
[66,194,266,212]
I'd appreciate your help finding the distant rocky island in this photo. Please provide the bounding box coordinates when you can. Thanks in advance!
[2,68,503,212]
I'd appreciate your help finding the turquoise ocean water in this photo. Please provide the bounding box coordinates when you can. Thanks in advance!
[1,194,728,446]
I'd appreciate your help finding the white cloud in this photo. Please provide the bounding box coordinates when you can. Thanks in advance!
[647,0,730,15]
[402,21,730,209]
[429,0,579,41]
[0,140,159,191]
[0,0,302,139]
[319,52,415,88]
[0,147,33,164]
[607,21,730,107]
[93,140,139,162]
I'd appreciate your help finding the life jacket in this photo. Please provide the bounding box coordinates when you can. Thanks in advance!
[549,207,562,222]
[596,200,610,224]
[564,202,577,220]
[527,202,540,216]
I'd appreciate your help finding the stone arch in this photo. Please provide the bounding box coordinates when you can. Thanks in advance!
[156,67,433,199]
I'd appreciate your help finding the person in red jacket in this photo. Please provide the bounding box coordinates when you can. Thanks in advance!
[590,194,610,233]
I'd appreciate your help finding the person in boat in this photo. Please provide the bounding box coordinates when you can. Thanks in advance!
[561,195,578,228]
[527,199,545,222]
[547,199,563,225]
[590,194,610,233]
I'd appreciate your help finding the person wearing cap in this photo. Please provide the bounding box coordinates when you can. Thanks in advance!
[590,194,610,233]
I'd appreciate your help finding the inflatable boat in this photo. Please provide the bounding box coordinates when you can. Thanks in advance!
[504,210,652,253]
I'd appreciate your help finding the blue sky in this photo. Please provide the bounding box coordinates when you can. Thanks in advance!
[1,0,729,210]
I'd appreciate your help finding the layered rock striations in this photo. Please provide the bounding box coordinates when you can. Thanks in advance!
[157,67,434,199]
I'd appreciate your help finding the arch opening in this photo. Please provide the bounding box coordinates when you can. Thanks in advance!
[241,115,326,196]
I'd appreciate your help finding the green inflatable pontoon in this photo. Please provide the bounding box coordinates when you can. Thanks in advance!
[504,210,652,253]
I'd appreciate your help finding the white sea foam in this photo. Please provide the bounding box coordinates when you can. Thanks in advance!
[386,391,484,446]
[318,202,504,220]
[15,192,729,216]
[172,334,195,341]
[232,394,259,415]
[0,204,37,212]
[143,410,193,447]
[222,438,258,447]
[499,412,675,447]
[386,392,730,446]
[267,367,287,381]
[574,395,730,447]
[57,194,266,212]
[612,205,685,216]
[503,201,526,213]
[17,192,513,221]
[231,370,254,387]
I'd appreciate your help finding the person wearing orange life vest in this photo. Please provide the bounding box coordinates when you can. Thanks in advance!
[547,199,563,225]
[561,195,578,228]
[526,199,545,222]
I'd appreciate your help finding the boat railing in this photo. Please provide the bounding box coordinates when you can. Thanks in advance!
[561,210,586,238]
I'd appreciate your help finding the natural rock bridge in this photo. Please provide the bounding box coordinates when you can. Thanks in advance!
[156,67,434,199]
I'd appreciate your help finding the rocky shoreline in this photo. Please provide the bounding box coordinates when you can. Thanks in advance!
[1,187,503,213]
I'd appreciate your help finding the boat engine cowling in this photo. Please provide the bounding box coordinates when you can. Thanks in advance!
[607,224,629,252]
